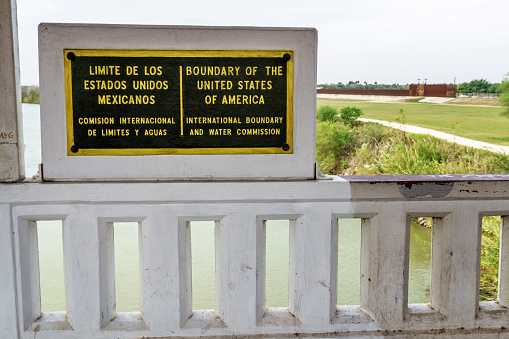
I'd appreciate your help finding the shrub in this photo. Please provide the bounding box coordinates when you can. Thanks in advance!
[340,106,363,127]
[499,76,509,117]
[316,121,355,173]
[316,105,339,123]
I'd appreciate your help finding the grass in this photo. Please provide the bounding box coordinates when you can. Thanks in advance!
[480,216,501,301]
[317,98,509,145]
[316,121,509,176]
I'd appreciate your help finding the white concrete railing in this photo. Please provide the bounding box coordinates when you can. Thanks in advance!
[2,175,509,338]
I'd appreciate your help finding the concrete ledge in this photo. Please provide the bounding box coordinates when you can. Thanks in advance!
[1,175,509,205]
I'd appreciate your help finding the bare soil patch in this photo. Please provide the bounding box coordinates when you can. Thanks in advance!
[446,97,501,106]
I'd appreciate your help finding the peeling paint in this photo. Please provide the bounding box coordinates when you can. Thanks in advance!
[397,181,453,198]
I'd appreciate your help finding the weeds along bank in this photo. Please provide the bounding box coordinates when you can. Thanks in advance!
[316,105,509,301]
[316,120,509,176]
[481,216,501,301]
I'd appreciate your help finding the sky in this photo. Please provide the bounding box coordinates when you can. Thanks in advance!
[15,0,509,86]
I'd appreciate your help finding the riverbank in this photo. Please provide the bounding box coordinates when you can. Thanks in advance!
[316,119,508,300]
[317,94,501,107]
[316,121,509,176]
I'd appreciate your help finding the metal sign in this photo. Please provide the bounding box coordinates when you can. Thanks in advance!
[64,49,293,155]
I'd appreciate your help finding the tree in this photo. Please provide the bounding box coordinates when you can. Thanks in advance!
[457,82,470,93]
[316,105,339,123]
[489,83,501,94]
[339,106,363,127]
[499,74,509,117]
[457,78,492,94]
[471,79,492,93]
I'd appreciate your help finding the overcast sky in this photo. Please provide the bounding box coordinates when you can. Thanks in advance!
[15,0,509,86]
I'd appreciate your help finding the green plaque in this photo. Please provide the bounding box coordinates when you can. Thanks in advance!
[64,49,293,155]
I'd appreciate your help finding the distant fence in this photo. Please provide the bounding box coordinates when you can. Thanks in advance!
[317,88,410,96]
[318,84,457,98]
[408,84,456,97]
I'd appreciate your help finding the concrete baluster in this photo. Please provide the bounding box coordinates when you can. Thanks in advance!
[362,203,408,330]
[64,206,101,334]
[0,0,24,182]
[215,213,258,329]
[289,211,336,326]
[499,216,509,307]
[0,205,19,337]
[143,209,182,332]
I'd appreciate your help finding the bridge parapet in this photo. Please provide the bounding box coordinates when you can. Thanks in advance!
[2,175,509,338]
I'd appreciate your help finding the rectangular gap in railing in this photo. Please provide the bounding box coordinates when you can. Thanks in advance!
[337,218,361,306]
[189,220,216,310]
[408,217,431,305]
[264,219,290,308]
[334,215,377,327]
[477,214,509,316]
[99,218,146,331]
[18,217,71,332]
[37,220,66,312]
[479,216,502,306]
[113,222,141,312]
[257,217,300,327]
[410,214,450,317]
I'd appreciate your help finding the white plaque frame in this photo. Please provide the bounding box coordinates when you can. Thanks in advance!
[39,24,317,181]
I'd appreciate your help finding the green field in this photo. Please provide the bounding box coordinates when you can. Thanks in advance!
[317,98,509,145]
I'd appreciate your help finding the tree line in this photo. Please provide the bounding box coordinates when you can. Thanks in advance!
[318,81,408,90]
[457,76,509,117]
[457,79,501,94]
[318,78,505,94]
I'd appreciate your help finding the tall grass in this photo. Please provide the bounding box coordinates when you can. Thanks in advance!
[372,135,509,175]
[317,121,509,176]
[480,216,501,301]
[316,121,355,173]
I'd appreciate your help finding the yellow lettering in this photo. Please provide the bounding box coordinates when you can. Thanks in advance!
[144,66,163,76]
[89,65,120,75]
[265,66,283,76]
[100,129,129,136]
[221,94,264,105]
[144,129,167,136]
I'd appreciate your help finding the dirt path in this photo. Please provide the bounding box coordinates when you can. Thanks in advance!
[359,118,509,155]
[318,94,502,107]
[445,97,501,106]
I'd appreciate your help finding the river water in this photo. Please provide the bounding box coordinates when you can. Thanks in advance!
[22,103,431,312]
